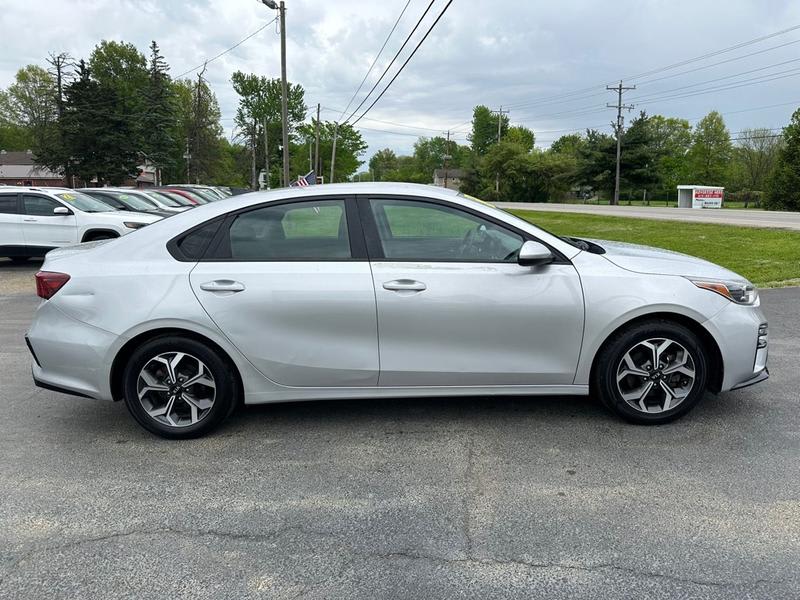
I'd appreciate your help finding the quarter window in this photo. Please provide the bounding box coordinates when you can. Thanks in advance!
[369,199,523,262]
[23,195,61,216]
[0,195,17,214]
[226,199,351,260]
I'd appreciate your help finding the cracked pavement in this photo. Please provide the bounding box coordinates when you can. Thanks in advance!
[0,275,798,598]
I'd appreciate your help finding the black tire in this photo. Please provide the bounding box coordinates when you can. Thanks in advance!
[85,233,117,242]
[593,319,708,425]
[122,336,237,439]
[9,256,30,263]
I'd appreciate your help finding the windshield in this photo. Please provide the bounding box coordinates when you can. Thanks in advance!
[55,191,118,213]
[106,191,158,211]
[163,189,205,205]
[144,191,183,207]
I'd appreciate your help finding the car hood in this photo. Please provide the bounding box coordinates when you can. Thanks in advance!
[591,239,746,281]
[88,211,163,224]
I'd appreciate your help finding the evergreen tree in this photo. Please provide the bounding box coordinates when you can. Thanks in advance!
[141,41,176,183]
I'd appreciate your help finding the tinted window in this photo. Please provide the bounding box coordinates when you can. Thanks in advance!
[227,200,351,260]
[54,191,115,212]
[369,199,523,262]
[0,195,17,214]
[176,219,222,260]
[23,195,61,216]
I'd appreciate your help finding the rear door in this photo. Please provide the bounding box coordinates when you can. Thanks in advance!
[0,193,25,255]
[21,194,78,251]
[189,196,379,387]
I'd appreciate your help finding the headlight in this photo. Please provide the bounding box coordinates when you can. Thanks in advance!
[688,278,758,305]
[123,222,148,230]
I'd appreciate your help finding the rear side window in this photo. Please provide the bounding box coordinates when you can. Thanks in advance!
[0,195,17,214]
[171,219,223,260]
[224,200,351,260]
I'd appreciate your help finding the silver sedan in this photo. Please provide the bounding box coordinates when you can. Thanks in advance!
[26,183,768,438]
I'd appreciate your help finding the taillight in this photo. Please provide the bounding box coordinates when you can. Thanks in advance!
[35,271,70,299]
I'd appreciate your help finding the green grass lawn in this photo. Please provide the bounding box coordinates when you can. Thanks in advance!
[509,209,800,287]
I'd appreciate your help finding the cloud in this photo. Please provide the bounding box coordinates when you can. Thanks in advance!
[2,0,800,161]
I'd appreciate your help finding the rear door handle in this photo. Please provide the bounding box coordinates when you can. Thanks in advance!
[383,279,427,292]
[199,280,246,293]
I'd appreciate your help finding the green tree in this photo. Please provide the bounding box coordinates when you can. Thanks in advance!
[292,121,366,183]
[55,60,139,184]
[469,105,507,155]
[765,109,800,211]
[731,128,782,193]
[481,140,574,202]
[0,90,33,150]
[231,71,307,188]
[4,65,58,154]
[140,41,176,183]
[620,112,660,194]
[369,148,398,181]
[686,111,732,185]
[505,125,535,152]
[648,115,692,197]
[550,133,585,158]
[576,129,616,196]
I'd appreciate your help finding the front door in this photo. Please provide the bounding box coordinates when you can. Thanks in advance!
[190,197,379,388]
[361,196,584,387]
[21,194,77,251]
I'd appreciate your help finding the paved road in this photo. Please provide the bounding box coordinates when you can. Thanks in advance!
[0,289,798,599]
[495,202,800,230]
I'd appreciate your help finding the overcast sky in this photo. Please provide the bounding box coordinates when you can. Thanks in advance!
[2,0,800,164]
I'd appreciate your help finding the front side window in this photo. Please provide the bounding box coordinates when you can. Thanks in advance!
[23,195,61,216]
[226,199,351,260]
[369,199,523,262]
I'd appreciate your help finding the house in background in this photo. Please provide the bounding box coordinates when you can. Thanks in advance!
[0,150,66,186]
[432,168,465,191]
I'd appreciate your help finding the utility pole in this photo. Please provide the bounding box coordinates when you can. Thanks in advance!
[263,118,270,189]
[184,139,191,184]
[443,129,452,189]
[606,81,636,206]
[46,52,71,186]
[491,106,509,193]
[314,103,321,179]
[260,0,290,187]
[330,122,339,184]
[251,119,257,190]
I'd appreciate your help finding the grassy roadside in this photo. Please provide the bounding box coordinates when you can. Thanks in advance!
[509,209,800,287]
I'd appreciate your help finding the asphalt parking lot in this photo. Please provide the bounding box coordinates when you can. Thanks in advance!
[0,258,798,599]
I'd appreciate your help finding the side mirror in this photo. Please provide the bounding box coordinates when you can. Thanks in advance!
[518,240,553,267]
[53,206,72,216]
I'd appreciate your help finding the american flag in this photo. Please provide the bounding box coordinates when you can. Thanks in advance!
[292,170,316,187]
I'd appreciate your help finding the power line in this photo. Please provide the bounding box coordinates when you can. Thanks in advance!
[350,0,457,126]
[343,0,438,125]
[174,16,278,79]
[337,0,412,122]
[503,24,800,112]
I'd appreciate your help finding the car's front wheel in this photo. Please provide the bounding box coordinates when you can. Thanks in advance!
[122,336,237,439]
[594,319,708,424]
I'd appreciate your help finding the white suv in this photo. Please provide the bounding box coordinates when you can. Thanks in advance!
[0,186,162,262]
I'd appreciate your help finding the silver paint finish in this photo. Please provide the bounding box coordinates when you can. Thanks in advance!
[26,182,767,410]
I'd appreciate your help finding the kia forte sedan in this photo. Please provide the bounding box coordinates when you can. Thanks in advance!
[26,183,768,439]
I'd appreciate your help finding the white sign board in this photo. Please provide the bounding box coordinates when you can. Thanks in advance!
[692,188,723,209]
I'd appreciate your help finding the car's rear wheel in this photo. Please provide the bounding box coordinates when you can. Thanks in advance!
[122,336,237,439]
[594,320,708,424]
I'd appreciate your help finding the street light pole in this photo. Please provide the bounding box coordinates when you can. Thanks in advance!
[261,0,290,187]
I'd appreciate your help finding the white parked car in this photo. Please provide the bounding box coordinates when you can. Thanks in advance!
[26,183,768,439]
[0,186,161,262]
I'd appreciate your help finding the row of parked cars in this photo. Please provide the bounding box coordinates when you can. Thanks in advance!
[0,184,235,262]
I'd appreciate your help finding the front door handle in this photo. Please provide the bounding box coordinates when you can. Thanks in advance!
[23,218,37,222]
[199,280,246,293]
[383,279,427,292]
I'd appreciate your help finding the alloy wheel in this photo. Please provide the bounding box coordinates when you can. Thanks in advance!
[137,352,216,427]
[615,338,696,414]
